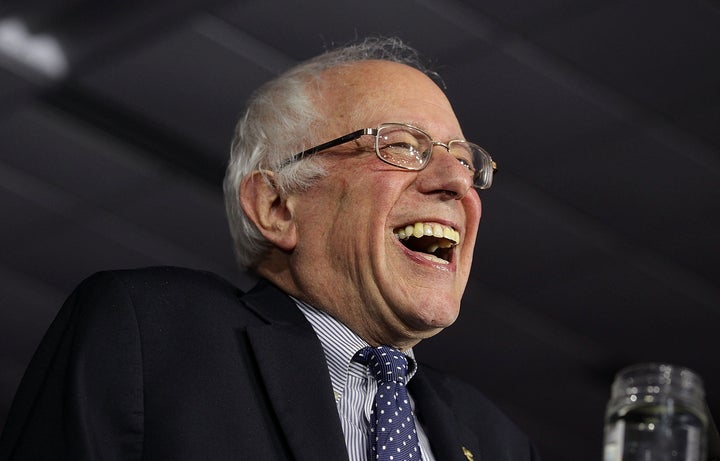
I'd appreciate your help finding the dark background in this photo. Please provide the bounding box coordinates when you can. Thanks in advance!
[1,1,719,459]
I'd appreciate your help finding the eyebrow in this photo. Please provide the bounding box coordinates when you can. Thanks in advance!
[414,121,470,142]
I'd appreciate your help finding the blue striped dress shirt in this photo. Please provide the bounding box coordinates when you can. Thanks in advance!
[294,298,436,461]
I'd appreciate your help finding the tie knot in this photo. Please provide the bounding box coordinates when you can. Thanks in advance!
[354,346,409,384]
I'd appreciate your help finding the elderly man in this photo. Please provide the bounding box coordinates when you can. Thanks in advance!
[0,38,538,460]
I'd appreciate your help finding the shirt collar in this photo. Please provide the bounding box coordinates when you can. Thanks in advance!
[292,297,418,399]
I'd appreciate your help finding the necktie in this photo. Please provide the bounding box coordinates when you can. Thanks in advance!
[353,346,422,461]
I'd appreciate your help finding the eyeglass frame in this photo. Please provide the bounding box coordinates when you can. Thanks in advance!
[276,122,497,190]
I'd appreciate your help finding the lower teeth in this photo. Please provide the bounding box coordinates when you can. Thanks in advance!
[420,253,449,265]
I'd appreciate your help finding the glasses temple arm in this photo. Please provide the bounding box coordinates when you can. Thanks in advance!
[278,128,376,169]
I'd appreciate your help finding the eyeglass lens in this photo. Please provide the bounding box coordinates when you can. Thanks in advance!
[375,124,490,187]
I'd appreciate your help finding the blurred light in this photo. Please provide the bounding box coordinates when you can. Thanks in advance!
[0,17,69,80]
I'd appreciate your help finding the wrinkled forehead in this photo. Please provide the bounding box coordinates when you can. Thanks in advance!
[312,60,463,138]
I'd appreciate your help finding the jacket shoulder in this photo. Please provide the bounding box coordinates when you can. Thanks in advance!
[85,265,244,296]
[67,266,265,341]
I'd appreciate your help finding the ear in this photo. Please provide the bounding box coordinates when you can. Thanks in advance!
[239,171,298,251]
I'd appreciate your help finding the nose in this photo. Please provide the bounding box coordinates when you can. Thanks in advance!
[415,144,474,199]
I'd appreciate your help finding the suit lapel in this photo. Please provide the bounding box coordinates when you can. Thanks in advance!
[410,370,481,461]
[239,280,482,461]
[242,281,349,461]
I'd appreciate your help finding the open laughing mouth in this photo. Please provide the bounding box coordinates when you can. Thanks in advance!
[393,222,459,265]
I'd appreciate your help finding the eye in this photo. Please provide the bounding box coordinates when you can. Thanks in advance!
[384,142,421,154]
[379,143,424,166]
[451,150,475,172]
[380,131,422,147]
[449,143,477,172]
[376,124,433,168]
[456,156,475,171]
[379,132,425,160]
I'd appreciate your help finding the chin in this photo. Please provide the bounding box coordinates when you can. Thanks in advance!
[407,299,461,331]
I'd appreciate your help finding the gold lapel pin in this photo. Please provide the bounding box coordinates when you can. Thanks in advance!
[462,446,475,460]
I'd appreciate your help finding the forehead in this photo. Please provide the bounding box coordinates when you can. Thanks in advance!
[315,60,462,137]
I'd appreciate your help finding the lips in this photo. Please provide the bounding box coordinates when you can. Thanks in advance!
[393,221,459,265]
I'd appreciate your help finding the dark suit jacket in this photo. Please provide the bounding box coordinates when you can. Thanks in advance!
[0,266,538,461]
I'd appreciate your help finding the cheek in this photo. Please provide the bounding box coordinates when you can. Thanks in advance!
[303,165,414,251]
[348,174,406,220]
[465,193,483,233]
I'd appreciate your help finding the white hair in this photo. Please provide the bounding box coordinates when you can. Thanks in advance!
[223,37,440,270]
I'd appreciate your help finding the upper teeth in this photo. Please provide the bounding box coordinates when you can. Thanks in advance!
[394,222,459,246]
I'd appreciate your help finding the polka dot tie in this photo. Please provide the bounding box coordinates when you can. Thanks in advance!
[353,346,422,461]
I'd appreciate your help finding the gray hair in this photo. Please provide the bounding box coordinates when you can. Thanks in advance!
[223,37,439,270]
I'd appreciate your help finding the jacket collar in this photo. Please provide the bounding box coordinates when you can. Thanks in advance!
[241,280,350,461]
[241,279,480,461]
[410,370,482,461]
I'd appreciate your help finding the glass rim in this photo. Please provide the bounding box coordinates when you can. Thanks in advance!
[607,362,707,415]
[279,122,496,190]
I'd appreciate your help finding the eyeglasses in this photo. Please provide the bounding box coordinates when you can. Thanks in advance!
[278,122,496,189]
